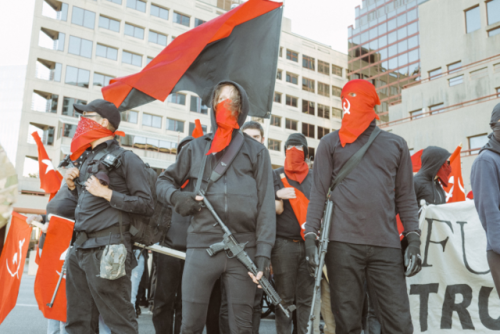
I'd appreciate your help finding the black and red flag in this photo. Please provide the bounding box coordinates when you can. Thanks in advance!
[102,0,282,119]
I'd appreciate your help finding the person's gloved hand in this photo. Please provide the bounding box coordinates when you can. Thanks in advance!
[404,232,422,277]
[171,191,203,217]
[305,233,318,277]
[248,256,270,288]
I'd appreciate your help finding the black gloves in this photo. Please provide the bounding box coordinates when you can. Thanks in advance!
[404,232,422,277]
[171,191,203,217]
[304,233,319,277]
[255,256,270,276]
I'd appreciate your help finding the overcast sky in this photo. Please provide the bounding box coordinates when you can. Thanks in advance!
[0,0,361,67]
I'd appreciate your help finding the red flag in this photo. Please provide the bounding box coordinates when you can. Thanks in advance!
[442,146,466,203]
[411,149,423,173]
[192,119,204,138]
[32,132,63,197]
[396,215,404,241]
[0,212,32,324]
[280,174,308,240]
[34,215,74,322]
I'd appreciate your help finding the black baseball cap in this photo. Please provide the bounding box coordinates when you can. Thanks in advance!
[74,99,121,130]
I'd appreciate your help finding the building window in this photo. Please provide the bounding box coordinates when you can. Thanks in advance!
[99,16,120,32]
[96,44,118,60]
[120,110,138,123]
[429,68,442,80]
[62,97,86,117]
[126,0,146,12]
[122,51,142,67]
[71,7,95,29]
[303,55,315,70]
[190,96,208,114]
[317,126,330,139]
[168,93,186,105]
[274,92,282,103]
[23,156,40,178]
[449,75,464,87]
[410,109,423,120]
[151,4,169,20]
[277,69,282,80]
[286,95,298,107]
[189,122,207,135]
[302,77,315,93]
[286,72,298,85]
[302,122,315,138]
[143,113,162,128]
[195,18,206,27]
[147,57,154,64]
[469,134,488,151]
[65,66,90,88]
[332,65,343,77]
[107,0,122,4]
[28,123,55,146]
[121,135,178,154]
[39,28,65,51]
[35,59,61,82]
[68,36,92,58]
[302,100,315,115]
[125,23,144,39]
[308,147,315,161]
[61,124,76,138]
[332,86,342,98]
[286,49,298,62]
[429,103,444,115]
[93,73,114,87]
[487,0,500,25]
[318,104,330,119]
[332,107,342,118]
[268,139,281,151]
[497,87,500,97]
[32,91,58,113]
[174,12,190,27]
[465,6,481,33]
[279,47,282,57]
[42,0,68,21]
[149,31,167,46]
[270,115,281,127]
[167,119,184,132]
[318,60,329,75]
[318,82,330,97]
[489,27,500,37]
[285,118,298,131]
[447,61,462,74]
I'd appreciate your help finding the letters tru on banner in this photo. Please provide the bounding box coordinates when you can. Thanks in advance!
[406,201,500,333]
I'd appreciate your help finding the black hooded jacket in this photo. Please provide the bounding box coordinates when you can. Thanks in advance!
[413,146,450,206]
[156,81,276,258]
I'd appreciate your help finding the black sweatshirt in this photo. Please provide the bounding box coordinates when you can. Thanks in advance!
[413,146,450,207]
[305,121,419,249]
[274,167,312,239]
[156,81,276,259]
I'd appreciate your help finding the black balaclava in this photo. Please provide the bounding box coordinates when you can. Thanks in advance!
[284,133,309,161]
[480,103,500,155]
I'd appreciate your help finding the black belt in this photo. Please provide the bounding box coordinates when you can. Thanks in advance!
[74,225,129,247]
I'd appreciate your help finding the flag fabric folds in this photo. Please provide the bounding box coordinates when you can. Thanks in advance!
[32,132,63,199]
[102,0,282,119]
[34,215,74,322]
[0,212,32,325]
[280,174,308,240]
[443,145,466,203]
[191,119,204,139]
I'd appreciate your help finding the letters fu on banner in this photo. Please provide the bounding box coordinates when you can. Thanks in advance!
[407,201,500,333]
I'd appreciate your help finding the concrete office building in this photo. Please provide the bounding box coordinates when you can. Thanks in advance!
[381,0,500,191]
[12,0,347,213]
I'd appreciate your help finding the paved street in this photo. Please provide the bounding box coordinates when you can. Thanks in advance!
[0,266,278,334]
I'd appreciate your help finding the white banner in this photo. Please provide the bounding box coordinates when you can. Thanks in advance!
[407,201,500,333]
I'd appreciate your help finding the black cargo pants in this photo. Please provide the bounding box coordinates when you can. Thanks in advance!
[325,241,413,334]
[181,247,257,334]
[65,246,138,334]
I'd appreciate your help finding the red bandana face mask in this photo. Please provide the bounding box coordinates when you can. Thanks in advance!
[70,117,125,160]
[338,79,381,147]
[437,162,452,187]
[207,100,239,155]
[284,148,309,184]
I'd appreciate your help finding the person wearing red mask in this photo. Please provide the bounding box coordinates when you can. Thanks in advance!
[272,133,314,334]
[414,146,451,207]
[63,99,155,334]
[156,81,275,333]
[304,80,421,334]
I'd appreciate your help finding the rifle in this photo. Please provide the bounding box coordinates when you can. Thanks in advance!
[200,190,296,318]
[306,191,334,333]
